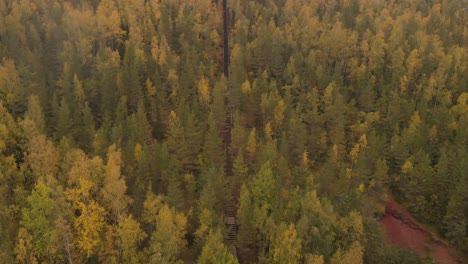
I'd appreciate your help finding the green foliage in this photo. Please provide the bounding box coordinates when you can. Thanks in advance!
[250,162,275,210]
[117,214,147,264]
[237,184,254,250]
[0,0,466,262]
[25,95,45,134]
[55,98,72,141]
[198,229,238,264]
[297,191,337,259]
[444,171,468,252]
[330,241,364,264]
[20,182,55,260]
[143,189,187,262]
[146,204,187,263]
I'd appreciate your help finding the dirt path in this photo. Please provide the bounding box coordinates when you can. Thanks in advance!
[381,199,460,264]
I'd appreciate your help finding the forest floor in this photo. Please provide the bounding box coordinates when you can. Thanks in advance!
[381,199,460,264]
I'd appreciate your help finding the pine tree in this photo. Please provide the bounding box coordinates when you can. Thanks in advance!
[25,95,45,134]
[202,113,225,167]
[198,229,238,264]
[56,98,72,141]
[79,102,95,151]
[443,167,468,251]
[121,44,143,112]
[245,128,257,169]
[20,182,55,260]
[237,184,254,253]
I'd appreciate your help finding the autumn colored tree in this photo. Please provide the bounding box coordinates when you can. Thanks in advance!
[0,0,466,262]
[143,191,188,263]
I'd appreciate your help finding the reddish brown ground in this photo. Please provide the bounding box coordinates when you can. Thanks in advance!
[381,199,459,264]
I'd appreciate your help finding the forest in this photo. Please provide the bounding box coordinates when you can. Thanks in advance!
[0,0,467,263]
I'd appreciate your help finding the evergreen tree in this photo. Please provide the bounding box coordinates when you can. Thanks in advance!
[25,95,45,134]
[198,229,238,264]
[56,98,72,141]
[20,182,55,261]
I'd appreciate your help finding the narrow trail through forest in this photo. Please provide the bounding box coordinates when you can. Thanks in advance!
[381,199,460,264]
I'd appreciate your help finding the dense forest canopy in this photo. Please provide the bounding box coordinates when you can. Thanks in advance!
[0,0,466,263]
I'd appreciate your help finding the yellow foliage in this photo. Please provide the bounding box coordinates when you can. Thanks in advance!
[273,100,285,129]
[169,110,178,125]
[410,111,422,128]
[15,228,38,264]
[271,224,302,264]
[65,177,93,207]
[183,173,194,184]
[305,174,316,190]
[264,122,272,141]
[75,201,106,257]
[346,168,352,179]
[452,92,468,115]
[323,82,336,106]
[150,37,160,63]
[350,144,360,162]
[156,36,177,67]
[358,183,364,192]
[168,69,178,96]
[365,112,380,124]
[102,145,130,218]
[134,143,143,161]
[153,205,188,257]
[358,134,367,148]
[399,75,408,94]
[66,174,106,257]
[332,144,339,160]
[425,74,437,100]
[142,191,164,224]
[241,80,251,94]
[0,59,20,107]
[96,0,123,42]
[406,49,422,79]
[194,209,213,243]
[306,254,324,264]
[168,69,178,83]
[210,29,221,46]
[350,121,368,135]
[26,134,59,180]
[246,128,257,161]
[197,76,211,104]
[146,79,156,97]
[401,160,413,174]
[149,0,161,20]
[331,241,364,264]
[449,121,458,130]
[117,215,147,263]
[302,150,309,167]
[456,92,468,106]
